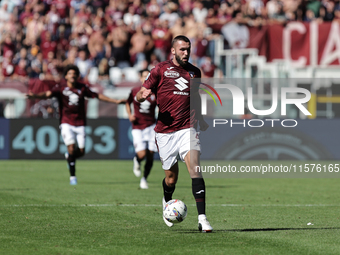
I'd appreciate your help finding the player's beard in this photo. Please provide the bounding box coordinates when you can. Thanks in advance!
[175,54,188,67]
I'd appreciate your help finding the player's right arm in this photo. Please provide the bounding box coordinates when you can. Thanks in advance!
[26,90,52,99]
[136,65,159,102]
[126,90,136,122]
[136,87,152,102]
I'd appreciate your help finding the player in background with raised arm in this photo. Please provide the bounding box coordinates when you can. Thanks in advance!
[136,35,213,232]
[27,64,125,185]
[126,69,157,189]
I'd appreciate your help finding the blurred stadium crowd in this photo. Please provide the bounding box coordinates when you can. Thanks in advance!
[0,0,338,86]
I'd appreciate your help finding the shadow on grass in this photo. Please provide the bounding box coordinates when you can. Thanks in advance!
[81,182,136,185]
[79,182,237,189]
[0,188,31,191]
[170,185,238,189]
[174,227,340,233]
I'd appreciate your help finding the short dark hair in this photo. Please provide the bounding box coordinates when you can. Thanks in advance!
[171,35,191,48]
[63,64,80,78]
[139,68,150,76]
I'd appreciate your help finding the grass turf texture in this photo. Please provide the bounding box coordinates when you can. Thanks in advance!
[1,160,340,255]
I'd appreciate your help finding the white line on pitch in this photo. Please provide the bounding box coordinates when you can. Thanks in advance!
[1,204,340,207]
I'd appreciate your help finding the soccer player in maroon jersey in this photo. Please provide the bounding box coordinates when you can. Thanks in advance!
[136,35,213,232]
[27,64,125,185]
[126,69,157,189]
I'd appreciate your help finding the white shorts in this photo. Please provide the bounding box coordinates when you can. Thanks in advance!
[60,123,86,149]
[155,127,200,170]
[131,124,157,153]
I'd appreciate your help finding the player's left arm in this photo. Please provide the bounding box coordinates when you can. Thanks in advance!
[136,66,158,102]
[192,69,209,131]
[192,90,209,131]
[26,90,53,99]
[125,91,136,122]
[98,94,126,104]
[84,85,126,104]
[136,86,152,102]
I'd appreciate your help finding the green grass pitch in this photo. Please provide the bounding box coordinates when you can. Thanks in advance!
[1,160,340,255]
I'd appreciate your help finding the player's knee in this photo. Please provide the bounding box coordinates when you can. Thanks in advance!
[190,168,203,179]
[68,147,76,155]
[167,180,176,187]
[165,176,177,187]
[136,153,145,161]
[79,149,85,156]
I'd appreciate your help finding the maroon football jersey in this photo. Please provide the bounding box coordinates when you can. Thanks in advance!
[51,80,98,126]
[127,86,157,130]
[143,59,201,133]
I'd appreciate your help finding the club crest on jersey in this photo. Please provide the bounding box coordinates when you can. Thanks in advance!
[189,71,196,78]
[164,70,180,78]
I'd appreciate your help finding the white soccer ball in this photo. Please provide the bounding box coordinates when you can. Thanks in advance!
[163,199,187,223]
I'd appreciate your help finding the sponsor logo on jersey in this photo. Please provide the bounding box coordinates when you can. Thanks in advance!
[164,70,180,78]
[62,88,80,105]
[62,88,72,96]
[174,77,188,91]
[69,93,79,105]
[140,100,151,113]
[174,77,189,95]
[173,91,189,95]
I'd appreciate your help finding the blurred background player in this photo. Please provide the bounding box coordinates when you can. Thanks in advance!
[136,35,213,232]
[126,69,157,189]
[27,64,125,185]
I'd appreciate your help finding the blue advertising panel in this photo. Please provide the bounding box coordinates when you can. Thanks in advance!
[118,119,134,159]
[9,119,119,159]
[4,118,339,160]
[0,118,9,159]
[118,119,159,160]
